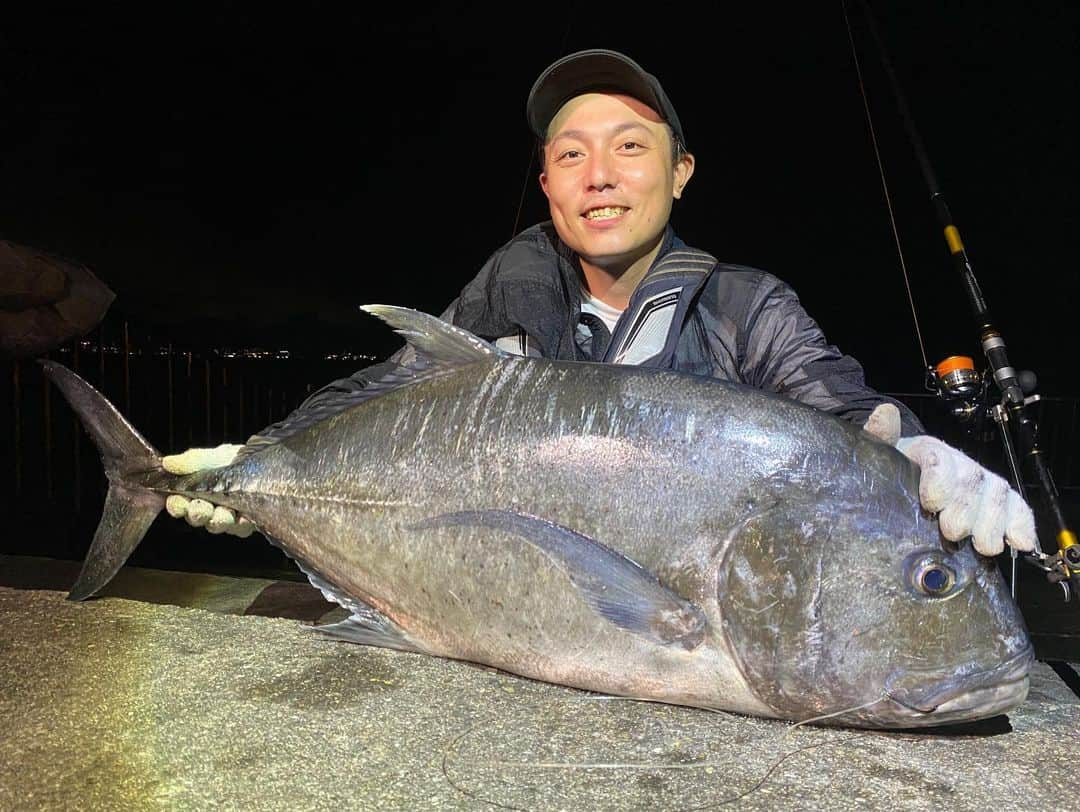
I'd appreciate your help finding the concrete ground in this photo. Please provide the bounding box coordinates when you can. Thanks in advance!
[1,554,1079,811]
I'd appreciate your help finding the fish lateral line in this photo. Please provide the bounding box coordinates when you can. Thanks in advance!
[159,485,414,511]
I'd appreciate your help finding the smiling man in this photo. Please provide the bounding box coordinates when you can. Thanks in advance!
[164,49,1036,559]
[538,90,694,310]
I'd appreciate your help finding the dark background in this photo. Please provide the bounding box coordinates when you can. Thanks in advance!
[2,1,1076,392]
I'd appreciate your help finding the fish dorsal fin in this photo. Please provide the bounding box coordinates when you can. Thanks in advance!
[359,304,503,365]
[233,306,503,462]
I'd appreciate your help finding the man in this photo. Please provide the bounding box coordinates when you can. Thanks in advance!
[164,49,1036,558]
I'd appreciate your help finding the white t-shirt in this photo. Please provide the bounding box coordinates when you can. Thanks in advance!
[579,289,623,334]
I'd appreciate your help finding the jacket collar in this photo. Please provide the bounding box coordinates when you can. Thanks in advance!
[453,221,714,363]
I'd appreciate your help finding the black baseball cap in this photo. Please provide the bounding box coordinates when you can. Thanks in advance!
[526,49,686,149]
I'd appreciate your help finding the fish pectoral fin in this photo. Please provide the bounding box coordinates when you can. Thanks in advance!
[309,607,427,654]
[411,510,707,651]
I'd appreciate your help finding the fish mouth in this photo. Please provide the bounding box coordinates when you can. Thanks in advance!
[878,674,1030,727]
[876,646,1034,727]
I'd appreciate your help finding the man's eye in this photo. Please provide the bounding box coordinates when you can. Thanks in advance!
[557,149,583,161]
[620,141,644,151]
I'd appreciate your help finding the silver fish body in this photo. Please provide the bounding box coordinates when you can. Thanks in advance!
[43,305,1033,728]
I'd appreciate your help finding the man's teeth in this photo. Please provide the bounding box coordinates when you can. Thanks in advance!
[584,207,628,221]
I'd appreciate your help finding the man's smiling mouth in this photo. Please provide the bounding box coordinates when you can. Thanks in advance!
[583,206,629,221]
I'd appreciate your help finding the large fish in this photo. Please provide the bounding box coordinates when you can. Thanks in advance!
[42,305,1033,729]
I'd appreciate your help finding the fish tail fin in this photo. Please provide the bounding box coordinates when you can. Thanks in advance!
[38,360,165,601]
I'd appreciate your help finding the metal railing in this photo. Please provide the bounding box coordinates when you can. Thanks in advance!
[1,318,375,572]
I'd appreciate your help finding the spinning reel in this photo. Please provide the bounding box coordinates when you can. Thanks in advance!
[927,354,1078,597]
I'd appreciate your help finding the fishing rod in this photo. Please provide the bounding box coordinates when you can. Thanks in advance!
[841,0,1080,602]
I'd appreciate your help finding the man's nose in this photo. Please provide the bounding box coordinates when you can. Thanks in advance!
[585,151,617,190]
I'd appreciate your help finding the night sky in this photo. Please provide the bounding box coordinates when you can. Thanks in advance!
[3,2,1077,394]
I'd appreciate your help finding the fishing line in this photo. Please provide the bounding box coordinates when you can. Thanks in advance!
[674,695,886,809]
[840,0,930,373]
[440,717,533,812]
[511,141,540,241]
[440,691,886,811]
[510,8,576,239]
[680,731,872,810]
[783,690,890,739]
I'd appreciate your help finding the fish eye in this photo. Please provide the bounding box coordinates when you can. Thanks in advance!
[913,561,956,596]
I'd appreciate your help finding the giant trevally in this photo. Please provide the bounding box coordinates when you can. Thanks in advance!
[41,305,1033,729]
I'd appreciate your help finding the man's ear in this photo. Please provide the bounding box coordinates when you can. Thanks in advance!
[539,170,550,200]
[673,152,695,200]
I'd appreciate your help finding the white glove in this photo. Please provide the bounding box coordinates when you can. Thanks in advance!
[161,444,255,538]
[863,404,1037,557]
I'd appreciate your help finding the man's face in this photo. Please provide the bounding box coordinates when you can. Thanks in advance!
[540,93,694,274]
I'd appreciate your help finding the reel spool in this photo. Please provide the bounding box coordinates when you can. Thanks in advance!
[927,355,984,421]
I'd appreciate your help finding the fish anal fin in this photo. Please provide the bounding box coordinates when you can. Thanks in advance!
[261,537,429,654]
[310,611,427,654]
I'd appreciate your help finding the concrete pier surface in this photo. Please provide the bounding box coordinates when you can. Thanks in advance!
[2,556,1079,811]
